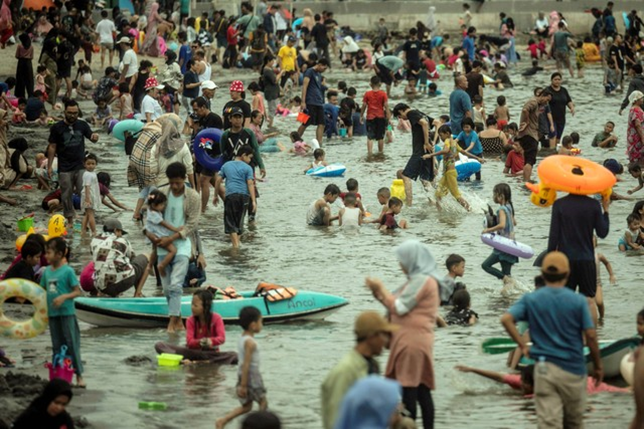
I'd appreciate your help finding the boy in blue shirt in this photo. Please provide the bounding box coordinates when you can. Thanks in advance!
[216,145,256,248]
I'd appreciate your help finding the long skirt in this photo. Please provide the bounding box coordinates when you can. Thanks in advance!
[49,315,84,376]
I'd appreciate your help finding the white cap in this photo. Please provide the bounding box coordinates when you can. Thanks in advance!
[201,81,218,90]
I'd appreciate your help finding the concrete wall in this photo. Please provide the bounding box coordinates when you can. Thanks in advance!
[197,0,643,34]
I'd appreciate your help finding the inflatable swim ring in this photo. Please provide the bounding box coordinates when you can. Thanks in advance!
[0,279,49,339]
[481,233,534,259]
[455,154,481,181]
[621,352,635,386]
[390,179,406,202]
[526,155,616,207]
[193,128,224,172]
[306,164,347,177]
[112,119,144,142]
[292,17,303,32]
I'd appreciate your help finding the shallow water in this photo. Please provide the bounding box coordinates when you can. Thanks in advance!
[2,65,642,428]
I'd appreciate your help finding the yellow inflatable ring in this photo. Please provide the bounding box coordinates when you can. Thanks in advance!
[533,155,616,195]
[0,279,49,339]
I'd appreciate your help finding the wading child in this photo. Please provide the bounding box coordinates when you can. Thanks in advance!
[592,121,618,148]
[427,83,442,97]
[503,142,525,176]
[216,145,257,248]
[443,254,466,305]
[494,96,510,130]
[558,135,575,155]
[456,118,484,180]
[305,148,328,172]
[360,75,390,156]
[216,306,266,429]
[481,183,518,287]
[306,184,340,226]
[338,193,362,227]
[379,197,407,230]
[627,163,644,195]
[445,289,478,326]
[81,154,100,237]
[425,125,483,211]
[594,236,616,320]
[472,95,485,132]
[366,187,390,224]
[618,214,642,251]
[340,178,365,213]
[41,237,85,387]
[146,190,183,276]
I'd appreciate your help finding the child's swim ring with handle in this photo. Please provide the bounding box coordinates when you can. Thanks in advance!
[0,279,49,339]
[193,128,224,172]
[306,164,346,177]
[455,154,481,181]
[112,119,144,142]
[526,155,616,207]
[481,233,534,259]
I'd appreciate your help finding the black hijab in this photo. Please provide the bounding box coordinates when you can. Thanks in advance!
[165,50,177,65]
[19,33,32,49]
[12,379,75,429]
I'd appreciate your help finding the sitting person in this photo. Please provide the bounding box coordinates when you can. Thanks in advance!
[3,137,33,190]
[627,163,644,195]
[154,289,239,364]
[379,197,408,231]
[11,379,76,428]
[35,153,58,191]
[503,142,525,176]
[592,121,618,148]
[3,240,42,282]
[618,214,642,251]
[445,288,478,326]
[1,234,48,281]
[307,184,340,226]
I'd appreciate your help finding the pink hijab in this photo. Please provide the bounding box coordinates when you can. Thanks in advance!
[0,0,12,33]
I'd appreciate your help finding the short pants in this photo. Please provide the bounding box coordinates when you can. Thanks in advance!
[566,259,597,298]
[519,135,538,166]
[366,117,386,140]
[304,105,324,126]
[224,193,249,234]
[402,154,434,182]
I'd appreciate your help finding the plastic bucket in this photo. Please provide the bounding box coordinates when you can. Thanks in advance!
[46,363,74,383]
[297,111,310,124]
[339,128,347,137]
[157,353,183,367]
[17,217,33,232]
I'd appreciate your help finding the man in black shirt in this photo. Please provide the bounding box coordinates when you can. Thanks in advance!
[311,14,330,62]
[48,99,99,226]
[465,60,484,102]
[609,35,626,90]
[402,28,421,72]
[194,96,224,213]
[392,103,435,206]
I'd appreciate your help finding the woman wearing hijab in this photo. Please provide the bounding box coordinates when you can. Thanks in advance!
[39,29,59,108]
[340,36,360,67]
[15,33,34,98]
[152,113,194,188]
[141,2,170,57]
[366,240,440,429]
[12,379,75,429]
[159,50,182,114]
[334,376,404,429]
[0,0,12,48]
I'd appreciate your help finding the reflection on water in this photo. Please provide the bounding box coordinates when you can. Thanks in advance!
[3,65,642,428]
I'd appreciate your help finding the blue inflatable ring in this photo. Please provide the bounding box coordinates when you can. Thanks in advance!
[112,119,144,142]
[456,160,481,182]
[193,128,224,172]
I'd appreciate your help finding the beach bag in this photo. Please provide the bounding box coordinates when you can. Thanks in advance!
[254,282,297,302]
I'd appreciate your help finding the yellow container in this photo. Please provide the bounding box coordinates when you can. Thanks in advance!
[390,179,406,202]
[157,353,183,367]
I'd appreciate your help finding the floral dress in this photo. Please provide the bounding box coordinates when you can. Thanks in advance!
[627,106,644,164]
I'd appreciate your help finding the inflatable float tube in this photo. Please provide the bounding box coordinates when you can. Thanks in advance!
[306,164,347,177]
[481,233,534,259]
[621,352,635,386]
[112,119,144,142]
[0,279,49,339]
[455,155,481,181]
[292,17,303,32]
[193,128,224,172]
[526,155,616,207]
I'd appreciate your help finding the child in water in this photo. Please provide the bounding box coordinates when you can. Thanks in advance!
[481,183,518,287]
[41,237,85,387]
[558,135,575,155]
[627,163,644,195]
[442,254,466,305]
[379,197,407,230]
[445,288,478,326]
[494,96,510,130]
[618,214,642,251]
[216,307,267,429]
[146,190,184,276]
[594,236,616,320]
[367,187,390,224]
[81,154,100,237]
[338,193,363,227]
[305,148,328,172]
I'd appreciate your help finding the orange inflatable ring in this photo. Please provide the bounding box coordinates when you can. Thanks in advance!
[0,279,49,339]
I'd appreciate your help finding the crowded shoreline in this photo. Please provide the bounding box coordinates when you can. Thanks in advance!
[0,1,644,428]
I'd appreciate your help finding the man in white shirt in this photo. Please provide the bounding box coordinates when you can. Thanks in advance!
[95,10,116,69]
[118,37,139,89]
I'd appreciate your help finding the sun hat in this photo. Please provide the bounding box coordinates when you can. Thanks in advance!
[629,90,644,105]
[144,77,164,91]
[201,81,218,90]
[229,80,244,92]
[354,311,398,339]
[541,251,569,276]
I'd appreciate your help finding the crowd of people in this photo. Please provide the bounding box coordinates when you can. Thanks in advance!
[0,0,644,428]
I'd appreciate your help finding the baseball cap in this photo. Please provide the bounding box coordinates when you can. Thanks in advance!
[541,251,569,276]
[225,106,244,117]
[354,311,398,339]
[103,218,128,235]
[201,81,218,90]
[288,36,296,43]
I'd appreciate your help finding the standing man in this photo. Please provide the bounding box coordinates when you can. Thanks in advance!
[373,55,404,97]
[311,14,331,62]
[547,187,610,323]
[47,99,99,228]
[392,103,436,207]
[321,311,398,429]
[95,10,116,69]
[118,37,138,90]
[619,64,644,115]
[401,28,422,72]
[200,80,218,111]
[235,2,260,47]
[462,26,477,61]
[298,58,330,144]
[263,4,278,52]
[552,22,574,78]
[146,162,201,333]
[465,60,484,102]
[501,251,602,428]
[277,36,298,87]
[610,35,627,92]
[449,75,472,135]
[517,89,552,181]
